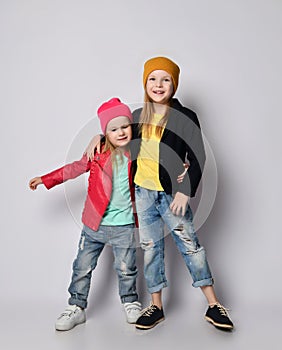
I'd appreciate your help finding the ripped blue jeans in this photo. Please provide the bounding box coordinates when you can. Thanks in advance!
[68,224,138,309]
[135,185,213,293]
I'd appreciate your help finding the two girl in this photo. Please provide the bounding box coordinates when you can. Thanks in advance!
[29,98,142,331]
[86,57,234,330]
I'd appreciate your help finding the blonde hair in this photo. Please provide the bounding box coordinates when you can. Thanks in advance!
[138,91,171,138]
[102,134,128,169]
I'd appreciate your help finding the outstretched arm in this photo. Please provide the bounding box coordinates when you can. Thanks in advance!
[29,154,91,191]
[41,154,91,189]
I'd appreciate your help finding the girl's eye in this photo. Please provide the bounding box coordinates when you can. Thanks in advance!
[164,78,171,82]
[148,77,155,81]
[111,128,117,132]
[122,125,129,129]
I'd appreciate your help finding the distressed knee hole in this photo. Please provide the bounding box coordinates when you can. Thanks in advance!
[121,261,127,276]
[185,246,204,256]
[186,249,198,255]
[181,236,192,244]
[141,240,154,250]
[174,223,184,232]
[174,227,193,244]
[79,236,85,250]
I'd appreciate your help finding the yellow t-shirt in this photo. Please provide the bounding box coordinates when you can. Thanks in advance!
[134,114,165,191]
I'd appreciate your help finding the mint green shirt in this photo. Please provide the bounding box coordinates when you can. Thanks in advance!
[100,153,134,226]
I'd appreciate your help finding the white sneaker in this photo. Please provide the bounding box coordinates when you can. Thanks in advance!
[55,305,86,331]
[123,301,142,324]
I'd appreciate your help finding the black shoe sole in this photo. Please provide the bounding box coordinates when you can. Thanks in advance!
[135,317,165,330]
[205,316,233,330]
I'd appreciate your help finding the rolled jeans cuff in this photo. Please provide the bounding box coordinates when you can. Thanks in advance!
[121,295,139,304]
[192,277,214,288]
[147,281,168,294]
[69,297,87,309]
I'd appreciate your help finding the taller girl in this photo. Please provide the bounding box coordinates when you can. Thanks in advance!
[131,57,234,330]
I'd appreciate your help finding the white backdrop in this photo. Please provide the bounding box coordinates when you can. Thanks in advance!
[1,1,281,349]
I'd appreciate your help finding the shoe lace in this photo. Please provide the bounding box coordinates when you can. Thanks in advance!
[210,302,230,317]
[124,302,141,314]
[141,304,157,317]
[59,307,78,319]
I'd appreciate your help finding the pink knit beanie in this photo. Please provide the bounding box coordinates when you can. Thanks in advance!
[97,98,133,134]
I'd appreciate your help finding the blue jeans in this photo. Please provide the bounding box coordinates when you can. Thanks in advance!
[135,185,213,293]
[68,224,138,309]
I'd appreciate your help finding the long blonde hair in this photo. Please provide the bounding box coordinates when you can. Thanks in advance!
[138,92,171,138]
[102,135,128,169]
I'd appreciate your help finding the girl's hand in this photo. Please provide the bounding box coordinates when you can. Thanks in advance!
[170,192,190,216]
[84,135,102,161]
[29,177,43,190]
[177,163,189,183]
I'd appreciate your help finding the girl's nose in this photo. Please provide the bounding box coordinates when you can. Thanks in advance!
[156,79,162,87]
[118,127,125,135]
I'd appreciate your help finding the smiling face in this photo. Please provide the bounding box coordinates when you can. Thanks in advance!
[146,70,174,105]
[106,116,132,149]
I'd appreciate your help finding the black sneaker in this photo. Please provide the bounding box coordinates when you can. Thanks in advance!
[205,303,234,330]
[135,304,165,330]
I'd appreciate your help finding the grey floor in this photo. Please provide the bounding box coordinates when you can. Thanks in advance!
[3,238,280,350]
[2,236,281,350]
[2,296,279,350]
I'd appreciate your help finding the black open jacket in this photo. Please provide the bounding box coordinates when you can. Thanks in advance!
[130,98,206,197]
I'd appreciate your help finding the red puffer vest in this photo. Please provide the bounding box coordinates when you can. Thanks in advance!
[41,149,136,231]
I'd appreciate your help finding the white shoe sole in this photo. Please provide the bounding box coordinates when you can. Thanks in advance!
[205,316,233,329]
[55,316,86,331]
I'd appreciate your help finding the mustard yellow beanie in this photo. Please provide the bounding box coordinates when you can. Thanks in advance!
[143,56,180,94]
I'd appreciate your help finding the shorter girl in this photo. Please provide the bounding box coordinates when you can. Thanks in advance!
[29,98,141,331]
